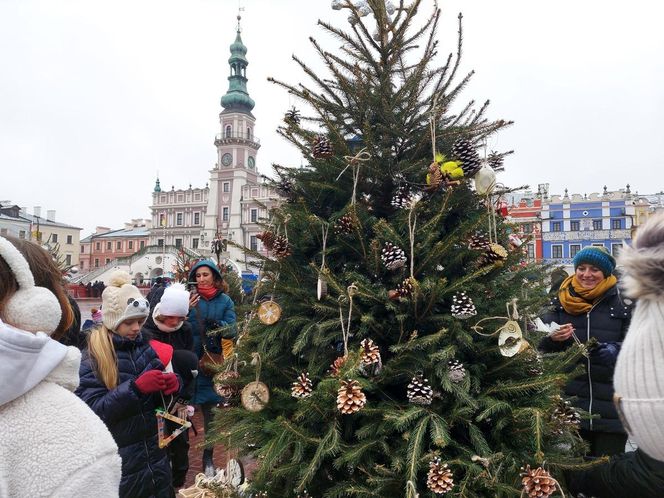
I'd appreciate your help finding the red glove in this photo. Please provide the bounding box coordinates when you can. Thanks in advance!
[163,373,180,395]
[134,370,166,394]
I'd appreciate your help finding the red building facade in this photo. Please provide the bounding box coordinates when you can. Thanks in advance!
[506,197,543,261]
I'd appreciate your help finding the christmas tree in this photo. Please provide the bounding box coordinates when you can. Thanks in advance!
[212,1,586,496]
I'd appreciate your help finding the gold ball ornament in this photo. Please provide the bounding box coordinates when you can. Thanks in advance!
[241,381,270,412]
[257,301,282,325]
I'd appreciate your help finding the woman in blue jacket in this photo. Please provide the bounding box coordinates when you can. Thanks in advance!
[76,271,180,498]
[187,260,237,476]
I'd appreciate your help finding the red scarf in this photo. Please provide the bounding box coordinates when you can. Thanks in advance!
[197,284,220,300]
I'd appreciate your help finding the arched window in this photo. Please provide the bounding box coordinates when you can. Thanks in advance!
[246,127,252,140]
[225,125,232,138]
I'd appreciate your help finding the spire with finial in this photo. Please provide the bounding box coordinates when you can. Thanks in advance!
[154,177,161,193]
[563,188,569,199]
[603,185,608,196]
[220,8,255,113]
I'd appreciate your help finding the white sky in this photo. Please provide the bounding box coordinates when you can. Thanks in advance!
[1,0,663,236]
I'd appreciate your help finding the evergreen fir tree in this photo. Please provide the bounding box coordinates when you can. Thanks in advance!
[212,1,586,496]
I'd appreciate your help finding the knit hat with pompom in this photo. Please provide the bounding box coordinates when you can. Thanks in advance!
[101,271,150,331]
[614,211,664,460]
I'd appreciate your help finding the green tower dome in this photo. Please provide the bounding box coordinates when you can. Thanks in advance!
[220,16,255,113]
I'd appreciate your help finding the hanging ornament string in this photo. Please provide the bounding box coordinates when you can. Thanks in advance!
[406,480,420,498]
[408,204,417,278]
[336,147,371,205]
[429,94,440,163]
[159,392,175,414]
[320,222,329,272]
[338,283,358,356]
[250,352,262,384]
[471,299,520,337]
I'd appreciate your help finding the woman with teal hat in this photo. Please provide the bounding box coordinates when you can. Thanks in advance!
[186,259,237,476]
[539,245,633,457]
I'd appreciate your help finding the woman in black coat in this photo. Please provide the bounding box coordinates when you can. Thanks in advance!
[539,246,632,457]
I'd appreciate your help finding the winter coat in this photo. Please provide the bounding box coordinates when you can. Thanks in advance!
[539,285,633,433]
[0,319,121,497]
[187,291,236,405]
[76,333,173,498]
[568,448,664,498]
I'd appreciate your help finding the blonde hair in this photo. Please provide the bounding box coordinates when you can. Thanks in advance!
[88,325,119,389]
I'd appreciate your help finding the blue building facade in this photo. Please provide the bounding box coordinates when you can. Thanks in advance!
[541,187,634,269]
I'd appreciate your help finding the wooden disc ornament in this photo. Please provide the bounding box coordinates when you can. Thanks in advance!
[258,300,281,325]
[241,352,270,412]
[241,381,270,412]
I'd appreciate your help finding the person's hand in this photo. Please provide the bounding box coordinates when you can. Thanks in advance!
[189,292,200,309]
[162,373,180,395]
[550,323,575,342]
[134,370,166,394]
[591,342,620,366]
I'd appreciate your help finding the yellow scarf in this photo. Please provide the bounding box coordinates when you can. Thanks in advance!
[557,274,617,315]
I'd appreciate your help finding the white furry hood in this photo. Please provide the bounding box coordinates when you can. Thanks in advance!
[0,318,78,406]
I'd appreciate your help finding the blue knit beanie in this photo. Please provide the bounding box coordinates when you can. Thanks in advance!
[573,246,616,277]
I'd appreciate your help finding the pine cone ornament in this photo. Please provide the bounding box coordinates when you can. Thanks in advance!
[257,231,276,251]
[426,458,454,494]
[520,465,558,498]
[291,372,314,399]
[329,356,347,377]
[480,243,508,267]
[524,348,544,376]
[312,135,333,158]
[213,370,240,399]
[391,184,413,209]
[395,277,416,298]
[284,106,301,125]
[467,231,490,251]
[275,178,295,201]
[271,234,292,259]
[450,292,477,319]
[381,242,407,270]
[451,138,482,177]
[359,339,382,376]
[337,379,366,414]
[426,161,443,190]
[407,373,433,405]
[334,213,356,235]
[447,359,466,383]
[551,396,581,434]
[487,150,505,171]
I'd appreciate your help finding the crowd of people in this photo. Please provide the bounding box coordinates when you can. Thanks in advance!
[1,215,664,496]
[0,235,236,497]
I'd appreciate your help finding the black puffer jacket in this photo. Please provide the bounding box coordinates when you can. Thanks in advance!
[76,333,173,498]
[568,449,664,498]
[539,285,633,433]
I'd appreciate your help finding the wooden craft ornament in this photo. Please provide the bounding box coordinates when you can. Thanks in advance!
[257,300,282,325]
[156,408,191,448]
[241,352,270,412]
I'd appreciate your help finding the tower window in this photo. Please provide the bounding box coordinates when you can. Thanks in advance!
[225,125,232,138]
[247,127,252,140]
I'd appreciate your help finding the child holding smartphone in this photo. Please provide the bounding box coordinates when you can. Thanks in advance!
[76,271,180,498]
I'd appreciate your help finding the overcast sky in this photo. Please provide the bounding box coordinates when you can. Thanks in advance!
[1,0,663,236]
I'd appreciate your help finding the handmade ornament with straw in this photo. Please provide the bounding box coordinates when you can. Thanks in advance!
[336,146,371,207]
[471,299,529,357]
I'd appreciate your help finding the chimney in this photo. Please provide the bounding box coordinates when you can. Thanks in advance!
[33,206,41,218]
[47,210,56,222]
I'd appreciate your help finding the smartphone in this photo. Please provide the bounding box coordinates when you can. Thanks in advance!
[187,281,198,295]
